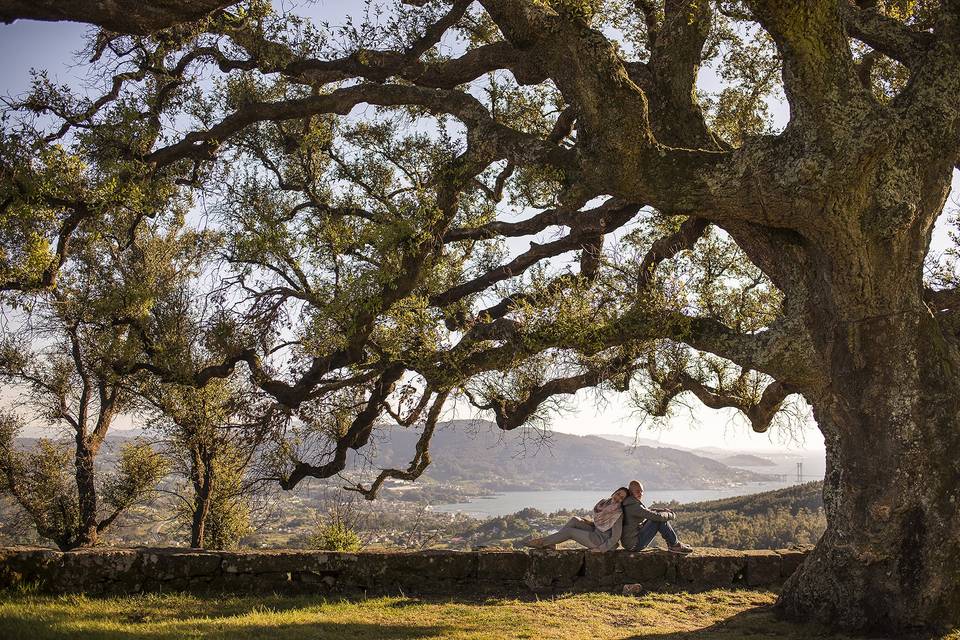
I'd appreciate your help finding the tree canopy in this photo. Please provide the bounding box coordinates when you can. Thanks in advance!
[1,0,959,632]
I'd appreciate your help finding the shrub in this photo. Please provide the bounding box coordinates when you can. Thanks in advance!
[307,522,362,551]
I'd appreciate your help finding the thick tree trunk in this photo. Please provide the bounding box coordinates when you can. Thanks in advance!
[777,298,960,632]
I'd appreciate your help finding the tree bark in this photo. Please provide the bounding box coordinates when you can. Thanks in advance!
[189,448,215,549]
[0,0,232,34]
[71,437,100,550]
[777,263,960,632]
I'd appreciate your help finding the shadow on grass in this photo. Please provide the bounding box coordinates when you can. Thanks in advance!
[627,606,892,640]
[0,619,446,640]
[0,591,455,640]
[3,592,341,622]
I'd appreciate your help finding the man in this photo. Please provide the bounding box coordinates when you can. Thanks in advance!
[620,480,693,553]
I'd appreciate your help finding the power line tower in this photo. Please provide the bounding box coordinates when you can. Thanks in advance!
[796,462,803,482]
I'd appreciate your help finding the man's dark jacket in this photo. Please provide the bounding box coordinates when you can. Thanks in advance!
[620,495,674,551]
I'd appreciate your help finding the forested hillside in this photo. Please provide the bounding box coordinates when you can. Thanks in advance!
[649,481,825,549]
[365,421,775,490]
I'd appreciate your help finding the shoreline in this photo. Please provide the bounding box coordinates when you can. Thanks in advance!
[427,480,822,518]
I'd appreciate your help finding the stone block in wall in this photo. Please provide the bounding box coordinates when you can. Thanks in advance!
[675,549,748,588]
[307,551,362,573]
[141,549,222,581]
[390,550,478,593]
[214,571,289,593]
[776,548,809,578]
[583,551,619,589]
[285,552,362,594]
[329,551,389,590]
[59,548,140,593]
[246,571,299,592]
[614,551,673,585]
[477,551,530,582]
[742,550,782,586]
[524,550,584,592]
[293,570,338,590]
[328,550,479,594]
[385,550,478,580]
[0,547,62,590]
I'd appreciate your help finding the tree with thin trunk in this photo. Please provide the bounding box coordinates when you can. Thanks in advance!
[2,0,959,632]
[142,376,275,549]
[0,188,203,548]
[0,411,167,550]
[0,360,166,550]
[0,259,172,550]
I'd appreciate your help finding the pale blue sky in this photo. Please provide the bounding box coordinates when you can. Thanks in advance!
[2,5,957,453]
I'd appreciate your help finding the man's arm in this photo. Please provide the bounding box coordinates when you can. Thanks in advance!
[624,500,673,523]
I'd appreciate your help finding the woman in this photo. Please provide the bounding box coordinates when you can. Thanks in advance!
[525,487,629,552]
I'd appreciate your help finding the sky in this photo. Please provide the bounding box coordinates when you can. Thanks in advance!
[1,3,957,454]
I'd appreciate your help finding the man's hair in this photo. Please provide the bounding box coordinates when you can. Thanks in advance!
[629,480,643,490]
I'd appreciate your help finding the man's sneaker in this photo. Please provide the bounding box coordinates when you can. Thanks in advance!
[668,542,693,554]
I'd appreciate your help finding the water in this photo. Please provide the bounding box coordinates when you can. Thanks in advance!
[430,479,809,518]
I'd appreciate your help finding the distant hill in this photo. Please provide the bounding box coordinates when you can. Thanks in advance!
[15,426,776,492]
[362,420,777,491]
[719,454,776,467]
[14,432,143,466]
[592,433,693,449]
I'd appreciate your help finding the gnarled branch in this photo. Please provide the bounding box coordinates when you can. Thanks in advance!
[346,389,450,500]
[280,364,406,490]
[840,0,934,69]
[0,0,232,34]
[647,361,793,433]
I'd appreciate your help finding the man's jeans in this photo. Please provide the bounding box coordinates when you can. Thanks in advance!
[630,519,679,550]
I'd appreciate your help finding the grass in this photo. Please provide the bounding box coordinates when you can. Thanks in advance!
[1,588,957,640]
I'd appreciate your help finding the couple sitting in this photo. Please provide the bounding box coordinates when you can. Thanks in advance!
[525,480,693,553]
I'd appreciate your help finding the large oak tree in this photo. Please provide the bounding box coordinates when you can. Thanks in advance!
[1,0,959,633]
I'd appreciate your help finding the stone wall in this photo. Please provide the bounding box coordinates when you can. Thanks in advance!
[0,546,810,596]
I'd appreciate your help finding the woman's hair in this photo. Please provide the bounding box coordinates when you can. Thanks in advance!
[615,486,630,497]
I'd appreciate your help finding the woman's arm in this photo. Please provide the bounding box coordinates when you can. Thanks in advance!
[594,498,612,512]
[594,517,623,552]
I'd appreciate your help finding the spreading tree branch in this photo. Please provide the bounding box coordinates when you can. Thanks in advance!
[346,389,450,500]
[0,0,233,34]
[746,0,866,125]
[840,0,934,69]
[647,362,793,433]
[280,364,406,490]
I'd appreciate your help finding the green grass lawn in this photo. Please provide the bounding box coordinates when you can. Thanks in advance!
[1,588,956,640]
